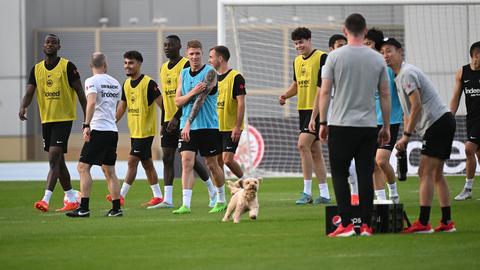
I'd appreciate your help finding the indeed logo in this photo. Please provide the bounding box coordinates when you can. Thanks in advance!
[45,91,60,97]
[164,89,176,96]
[298,80,310,86]
[465,88,480,95]
[101,91,119,98]
[128,108,140,113]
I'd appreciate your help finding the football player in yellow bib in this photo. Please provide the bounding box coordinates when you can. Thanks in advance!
[19,34,87,213]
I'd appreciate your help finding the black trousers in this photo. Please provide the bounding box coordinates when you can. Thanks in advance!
[328,126,378,227]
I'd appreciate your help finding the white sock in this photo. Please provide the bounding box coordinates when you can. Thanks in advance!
[303,179,312,196]
[375,189,387,200]
[319,183,330,199]
[42,190,53,203]
[387,182,398,197]
[204,178,216,197]
[465,178,474,189]
[150,183,163,198]
[164,185,173,204]
[217,185,226,203]
[348,161,358,195]
[65,189,77,203]
[182,189,192,208]
[120,182,131,198]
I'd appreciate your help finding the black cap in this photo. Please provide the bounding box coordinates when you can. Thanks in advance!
[381,37,402,49]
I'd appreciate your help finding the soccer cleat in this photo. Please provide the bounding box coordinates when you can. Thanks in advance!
[142,197,164,207]
[172,205,191,214]
[403,221,434,234]
[209,193,217,208]
[34,200,49,212]
[454,188,472,201]
[359,224,374,236]
[390,195,400,204]
[55,202,79,212]
[105,194,125,206]
[209,202,227,213]
[147,201,174,209]
[295,192,313,205]
[106,208,123,217]
[350,194,359,206]
[65,208,90,218]
[434,221,457,233]
[328,223,356,237]
[314,196,331,204]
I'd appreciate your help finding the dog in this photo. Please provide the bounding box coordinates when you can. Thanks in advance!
[222,177,261,223]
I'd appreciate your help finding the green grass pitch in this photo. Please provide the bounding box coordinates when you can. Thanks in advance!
[0,176,479,270]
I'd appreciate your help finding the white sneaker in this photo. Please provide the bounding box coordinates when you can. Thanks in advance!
[147,201,174,209]
[454,188,472,201]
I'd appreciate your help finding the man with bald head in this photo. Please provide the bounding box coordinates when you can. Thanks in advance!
[66,52,123,218]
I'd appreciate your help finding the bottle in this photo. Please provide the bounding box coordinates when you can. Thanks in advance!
[397,150,408,181]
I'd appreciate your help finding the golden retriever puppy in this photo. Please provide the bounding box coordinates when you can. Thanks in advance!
[222,178,261,223]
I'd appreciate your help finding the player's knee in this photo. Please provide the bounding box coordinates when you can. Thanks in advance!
[77,163,89,175]
[162,152,175,165]
[465,144,477,157]
[128,158,139,168]
[297,142,309,152]
[376,157,390,169]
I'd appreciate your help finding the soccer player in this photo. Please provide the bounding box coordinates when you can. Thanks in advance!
[19,34,87,212]
[115,51,164,207]
[279,27,331,205]
[66,52,123,218]
[381,37,456,233]
[319,14,391,237]
[450,41,480,201]
[173,40,226,214]
[364,28,402,203]
[149,35,217,209]
[208,45,246,179]
[328,34,347,50]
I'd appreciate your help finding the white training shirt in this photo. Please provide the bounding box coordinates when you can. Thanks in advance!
[84,73,121,131]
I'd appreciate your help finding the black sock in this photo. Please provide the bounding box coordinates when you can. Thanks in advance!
[112,199,121,211]
[441,206,451,225]
[80,197,90,210]
[419,206,431,226]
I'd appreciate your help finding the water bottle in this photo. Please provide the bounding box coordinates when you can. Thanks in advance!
[397,150,407,181]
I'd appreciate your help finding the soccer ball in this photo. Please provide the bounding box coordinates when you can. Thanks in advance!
[63,189,81,204]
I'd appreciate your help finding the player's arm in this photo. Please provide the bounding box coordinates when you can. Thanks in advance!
[174,75,206,107]
[396,90,421,152]
[68,62,87,120]
[378,78,392,146]
[279,81,297,105]
[232,74,246,142]
[116,84,127,123]
[449,68,463,116]
[19,67,37,120]
[318,79,333,142]
[83,91,97,141]
[187,70,217,124]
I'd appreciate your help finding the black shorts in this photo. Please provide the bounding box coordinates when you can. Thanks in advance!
[161,121,180,148]
[179,129,221,157]
[130,136,154,160]
[377,124,400,151]
[41,121,73,153]
[79,130,118,166]
[466,118,480,146]
[421,112,456,160]
[299,110,319,140]
[220,131,239,153]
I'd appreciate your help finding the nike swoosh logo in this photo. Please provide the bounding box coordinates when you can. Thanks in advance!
[226,146,232,149]
[78,211,89,216]
[133,150,140,153]
[209,150,216,153]
[56,141,63,144]
[464,80,470,83]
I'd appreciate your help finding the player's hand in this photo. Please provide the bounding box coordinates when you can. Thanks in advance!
[83,127,91,142]
[231,126,242,143]
[191,82,207,96]
[319,125,328,143]
[19,107,27,121]
[167,117,179,133]
[308,119,316,133]
[377,125,391,147]
[395,135,409,153]
[181,121,191,142]
[279,95,287,106]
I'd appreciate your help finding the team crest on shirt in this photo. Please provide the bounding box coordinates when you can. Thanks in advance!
[301,64,307,75]
[130,94,136,104]
[46,79,54,87]
[166,76,172,85]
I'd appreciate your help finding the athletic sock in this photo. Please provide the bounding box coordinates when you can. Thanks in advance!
[182,189,192,208]
[375,189,387,200]
[65,189,77,203]
[441,206,451,225]
[164,185,173,204]
[204,178,217,197]
[80,197,90,210]
[387,182,398,198]
[419,206,431,226]
[318,183,330,199]
[112,199,121,211]
[42,190,53,203]
[465,178,474,190]
[217,185,226,203]
[150,183,163,198]
[120,182,131,198]
[303,179,312,196]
